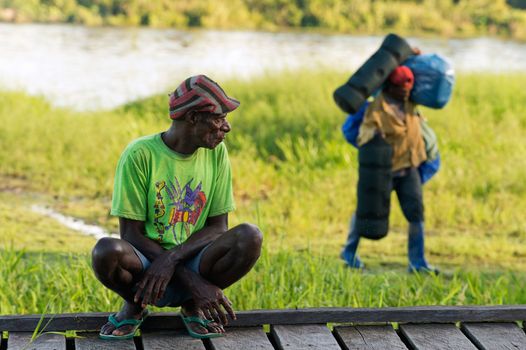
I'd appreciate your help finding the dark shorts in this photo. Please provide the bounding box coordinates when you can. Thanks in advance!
[131,244,210,307]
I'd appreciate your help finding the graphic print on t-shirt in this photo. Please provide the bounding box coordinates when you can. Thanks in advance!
[153,177,207,244]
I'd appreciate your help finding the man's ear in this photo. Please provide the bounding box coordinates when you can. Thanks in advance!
[185,110,199,124]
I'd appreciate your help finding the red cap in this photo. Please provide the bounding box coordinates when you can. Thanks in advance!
[388,66,414,90]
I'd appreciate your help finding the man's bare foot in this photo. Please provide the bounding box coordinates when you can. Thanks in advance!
[100,302,147,336]
[181,301,224,336]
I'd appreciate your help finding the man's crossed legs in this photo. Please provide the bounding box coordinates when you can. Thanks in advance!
[92,223,262,338]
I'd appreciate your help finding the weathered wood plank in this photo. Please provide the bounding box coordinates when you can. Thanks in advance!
[211,327,274,350]
[0,314,112,332]
[75,332,136,350]
[141,331,205,350]
[461,322,526,350]
[1,306,526,331]
[399,324,477,350]
[271,324,340,350]
[6,332,65,350]
[230,306,526,327]
[334,325,408,350]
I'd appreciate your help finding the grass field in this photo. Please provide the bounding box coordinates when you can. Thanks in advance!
[1,71,525,316]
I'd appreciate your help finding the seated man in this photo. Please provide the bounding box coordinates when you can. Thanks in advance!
[92,75,263,339]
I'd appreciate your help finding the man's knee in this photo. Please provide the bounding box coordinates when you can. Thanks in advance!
[91,237,127,274]
[401,202,424,223]
[233,223,263,256]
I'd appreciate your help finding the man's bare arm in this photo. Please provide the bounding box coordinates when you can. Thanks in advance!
[119,218,164,261]
[122,214,229,308]
[165,214,228,265]
[120,214,227,262]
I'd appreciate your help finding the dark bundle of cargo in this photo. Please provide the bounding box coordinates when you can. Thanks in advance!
[355,134,393,240]
[333,33,414,114]
[333,33,455,112]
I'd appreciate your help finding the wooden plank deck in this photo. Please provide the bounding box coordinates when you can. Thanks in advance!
[399,323,478,349]
[142,331,205,350]
[3,332,66,350]
[334,325,408,349]
[461,322,526,350]
[0,306,525,350]
[271,324,341,350]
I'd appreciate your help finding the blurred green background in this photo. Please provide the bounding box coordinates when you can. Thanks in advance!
[1,0,525,316]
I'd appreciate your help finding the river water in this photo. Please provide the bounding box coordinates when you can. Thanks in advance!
[1,23,525,111]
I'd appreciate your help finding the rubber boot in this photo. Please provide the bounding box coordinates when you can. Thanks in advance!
[340,214,365,269]
[407,221,438,274]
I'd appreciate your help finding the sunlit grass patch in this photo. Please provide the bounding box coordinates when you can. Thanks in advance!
[1,71,526,314]
[1,247,524,316]
[0,192,96,253]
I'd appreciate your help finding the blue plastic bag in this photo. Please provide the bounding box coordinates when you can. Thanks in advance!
[403,54,455,109]
[418,154,440,184]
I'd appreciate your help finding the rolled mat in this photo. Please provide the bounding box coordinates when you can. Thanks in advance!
[334,33,414,114]
[355,134,393,240]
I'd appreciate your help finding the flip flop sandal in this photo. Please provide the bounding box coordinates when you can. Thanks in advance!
[181,314,224,339]
[99,311,148,340]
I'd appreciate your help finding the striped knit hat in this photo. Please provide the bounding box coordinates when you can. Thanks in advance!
[169,75,240,119]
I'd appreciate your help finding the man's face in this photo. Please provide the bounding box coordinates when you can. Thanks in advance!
[386,83,412,101]
[194,112,231,149]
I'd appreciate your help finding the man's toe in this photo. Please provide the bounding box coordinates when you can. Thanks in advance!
[207,322,224,333]
[100,322,115,335]
[197,325,209,335]
[190,323,209,335]
[112,325,133,336]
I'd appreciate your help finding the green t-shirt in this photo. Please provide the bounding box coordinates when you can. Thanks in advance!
[111,133,235,249]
